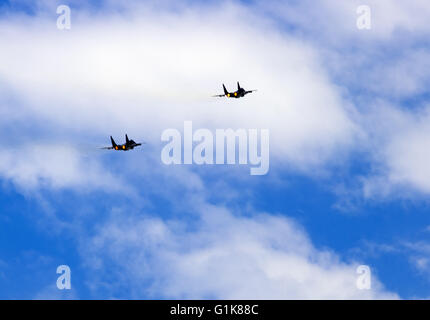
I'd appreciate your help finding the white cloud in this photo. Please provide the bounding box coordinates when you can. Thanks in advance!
[268,0,430,102]
[0,0,428,198]
[0,0,423,299]
[83,204,397,299]
[268,0,430,40]
[263,0,430,198]
[0,0,359,178]
[0,143,127,192]
[361,105,430,197]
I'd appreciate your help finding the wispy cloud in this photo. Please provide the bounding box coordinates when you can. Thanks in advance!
[0,143,129,192]
[0,0,359,179]
[82,203,397,299]
[0,0,430,299]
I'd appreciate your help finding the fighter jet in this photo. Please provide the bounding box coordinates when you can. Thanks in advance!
[102,134,142,151]
[213,82,257,98]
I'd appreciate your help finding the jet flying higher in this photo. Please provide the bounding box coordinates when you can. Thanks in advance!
[102,134,142,151]
[213,82,257,98]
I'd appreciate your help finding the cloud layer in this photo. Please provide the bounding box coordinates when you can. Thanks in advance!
[83,204,397,299]
[0,0,429,299]
[0,0,359,177]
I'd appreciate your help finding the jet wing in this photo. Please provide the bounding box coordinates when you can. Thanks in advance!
[212,94,226,97]
[100,146,114,150]
[245,89,257,94]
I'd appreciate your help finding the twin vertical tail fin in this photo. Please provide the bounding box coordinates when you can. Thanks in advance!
[110,136,117,148]
[237,81,241,90]
[223,84,228,96]
[125,134,130,145]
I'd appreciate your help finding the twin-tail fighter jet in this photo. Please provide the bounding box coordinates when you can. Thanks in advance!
[213,82,257,98]
[102,134,142,151]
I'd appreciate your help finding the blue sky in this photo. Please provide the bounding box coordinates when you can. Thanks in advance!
[0,0,430,299]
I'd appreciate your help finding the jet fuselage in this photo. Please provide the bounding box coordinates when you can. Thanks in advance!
[226,88,247,98]
[214,82,256,99]
[113,143,140,151]
[106,135,142,151]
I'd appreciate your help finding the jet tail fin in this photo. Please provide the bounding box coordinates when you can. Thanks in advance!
[237,81,241,90]
[223,84,228,96]
[125,134,130,144]
[110,136,117,148]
